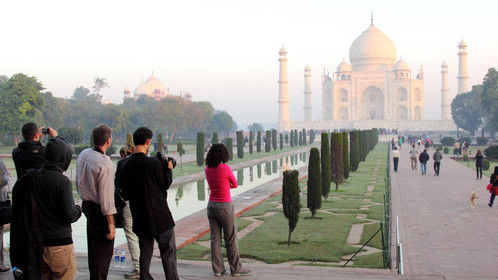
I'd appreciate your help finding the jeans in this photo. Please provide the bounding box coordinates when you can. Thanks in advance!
[207,201,242,275]
[393,157,399,172]
[490,193,496,206]
[434,162,440,175]
[420,163,427,174]
[123,203,140,270]
[138,228,178,280]
[476,165,483,179]
[41,244,77,280]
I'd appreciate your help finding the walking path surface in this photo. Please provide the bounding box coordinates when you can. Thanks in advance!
[391,144,497,278]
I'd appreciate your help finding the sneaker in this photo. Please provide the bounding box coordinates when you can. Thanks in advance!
[489,203,493,208]
[232,268,251,277]
[124,269,140,279]
[214,269,227,277]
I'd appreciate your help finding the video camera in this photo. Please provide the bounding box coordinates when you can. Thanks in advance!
[156,152,176,169]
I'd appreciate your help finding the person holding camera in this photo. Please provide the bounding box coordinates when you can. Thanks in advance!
[12,122,57,179]
[121,127,178,280]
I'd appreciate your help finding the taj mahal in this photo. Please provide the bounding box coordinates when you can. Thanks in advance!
[278,18,466,132]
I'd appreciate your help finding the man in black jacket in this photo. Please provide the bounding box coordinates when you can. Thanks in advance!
[11,137,82,279]
[122,127,178,280]
[12,122,57,178]
[419,149,430,175]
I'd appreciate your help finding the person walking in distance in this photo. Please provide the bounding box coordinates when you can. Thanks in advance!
[76,124,116,280]
[409,145,418,170]
[205,144,251,277]
[475,150,483,180]
[0,158,10,272]
[488,167,498,207]
[121,127,179,280]
[433,148,442,176]
[419,149,429,175]
[115,145,141,279]
[392,147,400,172]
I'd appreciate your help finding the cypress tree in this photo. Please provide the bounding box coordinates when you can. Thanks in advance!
[321,133,331,201]
[196,132,205,166]
[197,180,205,201]
[157,133,164,154]
[282,170,301,246]
[249,131,254,154]
[360,130,367,162]
[307,148,322,219]
[298,131,302,146]
[342,131,350,179]
[290,130,294,147]
[212,132,219,144]
[294,129,298,146]
[256,131,262,152]
[350,131,360,171]
[265,130,271,152]
[280,133,283,150]
[309,130,315,144]
[126,133,133,145]
[226,138,233,160]
[272,129,278,151]
[236,130,244,158]
[331,133,344,191]
[177,141,185,169]
[302,128,307,145]
[285,133,289,144]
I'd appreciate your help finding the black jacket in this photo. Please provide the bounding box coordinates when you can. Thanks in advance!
[419,152,429,163]
[122,152,174,236]
[12,140,45,178]
[475,154,483,167]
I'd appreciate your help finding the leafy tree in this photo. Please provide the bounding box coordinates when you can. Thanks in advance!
[236,130,244,159]
[209,111,236,138]
[282,170,301,246]
[249,131,254,154]
[247,122,264,132]
[58,126,84,145]
[272,129,277,151]
[256,131,262,152]
[196,132,205,166]
[226,138,234,160]
[212,132,219,144]
[481,68,498,139]
[265,130,271,152]
[42,91,68,130]
[307,148,322,219]
[177,141,185,169]
[91,76,109,99]
[451,86,483,136]
[331,133,344,191]
[342,132,350,180]
[321,133,331,201]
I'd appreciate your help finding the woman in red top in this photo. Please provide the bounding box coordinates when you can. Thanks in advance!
[204,144,251,277]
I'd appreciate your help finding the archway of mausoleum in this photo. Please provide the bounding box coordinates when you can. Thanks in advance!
[361,86,384,120]
[397,106,408,120]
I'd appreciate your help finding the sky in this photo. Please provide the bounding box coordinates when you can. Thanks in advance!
[1,0,497,129]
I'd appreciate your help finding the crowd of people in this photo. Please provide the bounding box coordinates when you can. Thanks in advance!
[0,122,251,279]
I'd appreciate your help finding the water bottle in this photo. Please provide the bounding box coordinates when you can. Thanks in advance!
[12,267,23,279]
[114,249,120,268]
[120,249,126,269]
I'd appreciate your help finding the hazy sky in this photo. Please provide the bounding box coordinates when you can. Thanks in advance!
[1,0,497,128]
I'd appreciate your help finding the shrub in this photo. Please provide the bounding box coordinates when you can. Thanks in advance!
[484,145,498,160]
[196,132,205,166]
[73,144,90,155]
[256,131,262,153]
[226,138,233,160]
[282,170,301,246]
[342,131,350,180]
[440,136,456,146]
[321,133,331,201]
[476,137,489,146]
[236,130,244,159]
[249,131,253,155]
[307,148,322,219]
[212,132,219,144]
[463,154,469,162]
[331,133,344,191]
[443,147,449,154]
[350,131,360,171]
[265,130,271,152]
[483,159,490,171]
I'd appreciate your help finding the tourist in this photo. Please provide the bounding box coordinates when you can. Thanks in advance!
[488,166,498,207]
[115,144,140,279]
[205,143,251,277]
[419,149,429,175]
[11,137,82,279]
[409,145,418,170]
[121,127,179,280]
[76,124,116,280]
[0,158,10,272]
[475,150,483,180]
[12,123,57,178]
[433,148,442,176]
[454,141,461,155]
[392,147,400,172]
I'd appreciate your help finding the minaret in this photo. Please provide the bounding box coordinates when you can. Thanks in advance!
[278,47,290,131]
[457,39,469,94]
[441,61,450,120]
[303,65,312,121]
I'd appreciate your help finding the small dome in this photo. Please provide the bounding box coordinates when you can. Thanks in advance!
[394,59,409,71]
[337,60,352,73]
[349,24,397,71]
[134,82,147,96]
[134,73,167,98]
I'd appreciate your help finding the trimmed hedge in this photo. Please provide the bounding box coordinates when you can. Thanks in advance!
[196,132,205,166]
[350,131,360,172]
[226,138,233,160]
[476,137,489,146]
[272,129,278,151]
[484,145,498,160]
[265,130,271,152]
[236,130,244,159]
[440,136,456,146]
[256,131,262,153]
[321,133,331,201]
[331,132,344,191]
[282,170,301,246]
[249,131,253,154]
[342,131,350,180]
[307,147,322,218]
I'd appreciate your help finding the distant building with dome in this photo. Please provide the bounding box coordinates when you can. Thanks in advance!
[124,72,170,101]
[277,17,462,132]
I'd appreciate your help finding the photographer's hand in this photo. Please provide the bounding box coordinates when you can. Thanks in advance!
[48,127,58,138]
[168,160,174,170]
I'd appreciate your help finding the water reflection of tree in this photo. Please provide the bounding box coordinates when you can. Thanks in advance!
[175,186,184,206]
[197,180,205,201]
[303,152,307,161]
[272,160,277,174]
[249,166,254,182]
[237,169,244,186]
[291,155,295,166]
[280,158,283,167]
[265,162,271,175]
[257,164,262,178]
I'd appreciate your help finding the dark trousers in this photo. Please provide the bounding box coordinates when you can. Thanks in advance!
[393,157,399,172]
[138,228,178,280]
[434,162,440,175]
[476,165,483,179]
[82,201,114,280]
[490,193,496,207]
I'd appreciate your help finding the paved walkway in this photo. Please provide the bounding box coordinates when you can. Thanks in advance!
[391,144,497,278]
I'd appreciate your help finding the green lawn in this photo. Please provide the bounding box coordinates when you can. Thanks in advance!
[455,159,497,178]
[178,143,389,268]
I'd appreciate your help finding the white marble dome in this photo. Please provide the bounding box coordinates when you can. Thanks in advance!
[134,74,167,98]
[394,58,409,71]
[349,24,397,71]
[337,60,352,72]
